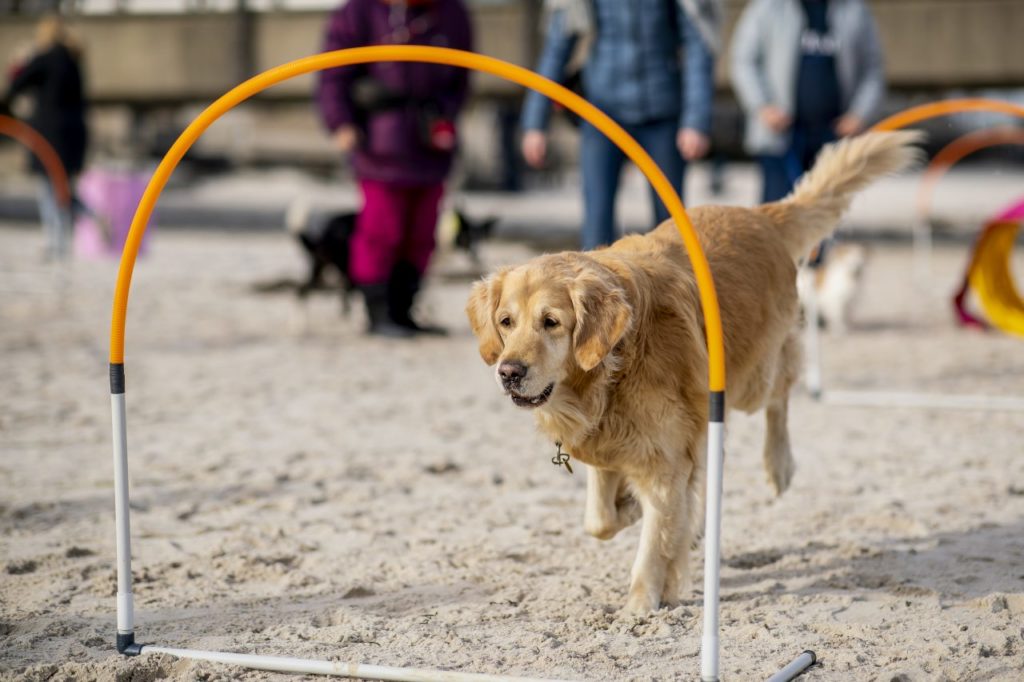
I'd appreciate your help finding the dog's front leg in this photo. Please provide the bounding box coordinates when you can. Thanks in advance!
[662,450,703,607]
[624,478,685,614]
[584,467,639,540]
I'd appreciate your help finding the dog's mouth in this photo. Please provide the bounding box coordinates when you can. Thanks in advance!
[508,383,554,408]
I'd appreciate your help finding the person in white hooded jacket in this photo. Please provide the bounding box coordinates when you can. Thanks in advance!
[730,0,886,203]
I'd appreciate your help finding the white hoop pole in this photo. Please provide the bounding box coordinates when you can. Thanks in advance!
[912,218,933,283]
[110,365,136,651]
[700,403,726,681]
[140,646,573,682]
[766,651,816,682]
[799,268,823,399]
[821,390,1024,411]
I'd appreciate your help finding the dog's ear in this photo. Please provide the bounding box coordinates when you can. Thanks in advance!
[466,270,507,365]
[570,265,632,372]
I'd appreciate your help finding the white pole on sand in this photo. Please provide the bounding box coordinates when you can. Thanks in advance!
[799,267,823,399]
[700,414,726,681]
[766,651,817,682]
[912,217,933,284]
[110,363,139,656]
[141,646,573,682]
[698,393,818,682]
[822,390,1024,411]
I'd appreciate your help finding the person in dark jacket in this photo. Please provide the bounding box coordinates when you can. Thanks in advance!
[520,0,720,250]
[5,15,88,260]
[317,0,472,338]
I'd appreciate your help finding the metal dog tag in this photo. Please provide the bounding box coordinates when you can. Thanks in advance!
[552,442,573,474]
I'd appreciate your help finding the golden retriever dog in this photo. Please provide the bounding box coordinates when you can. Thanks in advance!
[466,132,921,614]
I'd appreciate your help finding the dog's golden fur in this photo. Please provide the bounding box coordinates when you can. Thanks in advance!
[466,132,922,613]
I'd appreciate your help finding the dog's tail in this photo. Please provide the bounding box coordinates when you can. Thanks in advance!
[285,197,312,236]
[763,131,925,261]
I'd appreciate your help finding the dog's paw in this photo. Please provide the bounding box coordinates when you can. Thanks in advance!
[584,495,642,541]
[622,597,656,616]
[623,585,660,615]
[660,565,688,607]
[767,447,795,496]
[584,518,619,541]
[658,592,681,610]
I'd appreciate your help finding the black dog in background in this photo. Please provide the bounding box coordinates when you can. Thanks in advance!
[289,207,358,313]
[285,201,496,316]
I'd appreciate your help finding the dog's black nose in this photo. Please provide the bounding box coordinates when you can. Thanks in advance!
[498,361,528,384]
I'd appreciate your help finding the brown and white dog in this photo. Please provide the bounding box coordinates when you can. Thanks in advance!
[798,242,869,335]
[466,132,921,614]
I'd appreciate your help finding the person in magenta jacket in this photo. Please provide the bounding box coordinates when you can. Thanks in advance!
[317,0,472,337]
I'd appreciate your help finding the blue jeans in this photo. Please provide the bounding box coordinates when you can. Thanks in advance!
[580,117,685,250]
[37,179,73,259]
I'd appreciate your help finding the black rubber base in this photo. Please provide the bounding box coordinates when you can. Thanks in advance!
[117,632,143,656]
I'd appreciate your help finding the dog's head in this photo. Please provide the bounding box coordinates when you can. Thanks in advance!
[466,253,632,409]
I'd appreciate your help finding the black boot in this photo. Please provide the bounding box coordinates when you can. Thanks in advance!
[360,283,415,338]
[388,262,448,336]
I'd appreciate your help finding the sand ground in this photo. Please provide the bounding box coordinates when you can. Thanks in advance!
[2,223,1023,681]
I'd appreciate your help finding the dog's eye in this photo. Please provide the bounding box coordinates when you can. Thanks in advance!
[544,317,560,329]
[499,316,512,328]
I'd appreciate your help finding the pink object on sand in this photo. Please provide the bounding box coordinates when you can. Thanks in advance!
[74,168,153,259]
[994,199,1024,223]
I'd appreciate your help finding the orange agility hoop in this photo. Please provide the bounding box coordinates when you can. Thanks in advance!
[907,126,1024,281]
[869,99,1024,225]
[106,46,736,682]
[0,113,72,208]
[916,126,1024,219]
[870,99,1024,278]
[106,46,724,392]
[872,97,1024,134]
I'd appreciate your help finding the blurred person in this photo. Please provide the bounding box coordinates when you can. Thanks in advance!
[317,0,472,338]
[3,14,89,260]
[520,0,721,250]
[730,0,886,204]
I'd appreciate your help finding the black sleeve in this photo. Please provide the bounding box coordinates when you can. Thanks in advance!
[6,53,47,103]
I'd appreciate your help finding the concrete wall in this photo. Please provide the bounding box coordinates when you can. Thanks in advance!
[1,1,1021,178]
[867,0,1024,87]
[3,14,243,102]
[1,1,1022,104]
[0,5,533,103]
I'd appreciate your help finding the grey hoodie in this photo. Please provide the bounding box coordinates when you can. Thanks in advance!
[729,0,885,155]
